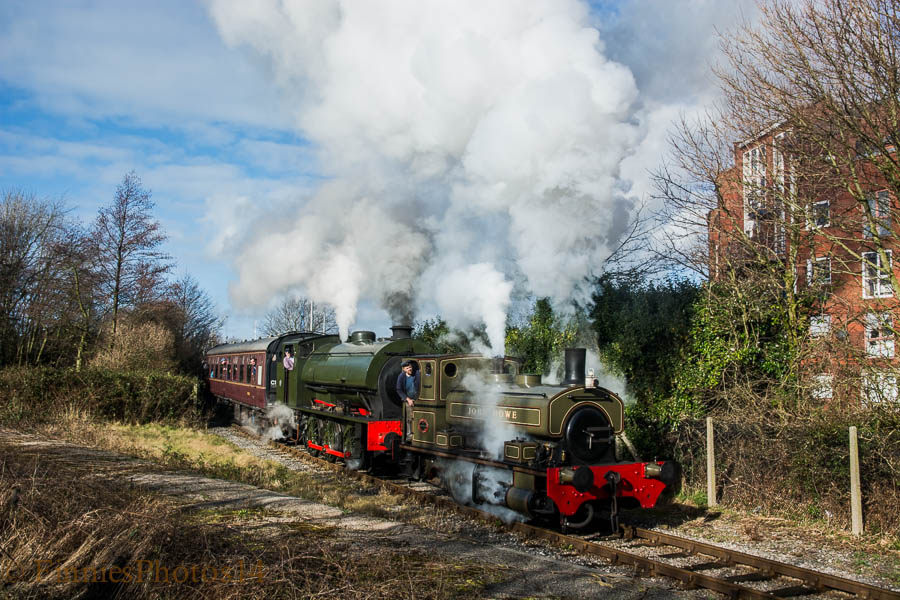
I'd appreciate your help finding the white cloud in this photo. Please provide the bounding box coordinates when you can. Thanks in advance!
[0,0,290,131]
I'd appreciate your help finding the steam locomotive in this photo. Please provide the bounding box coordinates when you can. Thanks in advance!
[205,326,679,531]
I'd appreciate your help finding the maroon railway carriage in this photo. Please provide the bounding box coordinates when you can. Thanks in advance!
[206,337,276,415]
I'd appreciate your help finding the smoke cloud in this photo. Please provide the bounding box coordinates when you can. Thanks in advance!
[262,403,297,442]
[459,370,519,460]
[207,0,642,350]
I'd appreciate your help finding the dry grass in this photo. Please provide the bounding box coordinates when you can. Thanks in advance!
[47,420,420,522]
[0,444,502,599]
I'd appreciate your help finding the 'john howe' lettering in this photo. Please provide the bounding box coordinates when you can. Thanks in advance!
[449,403,540,426]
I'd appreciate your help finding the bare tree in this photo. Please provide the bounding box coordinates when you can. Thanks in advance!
[54,226,103,371]
[716,0,900,294]
[0,190,69,366]
[653,0,900,408]
[92,172,170,336]
[262,296,337,336]
[166,274,223,373]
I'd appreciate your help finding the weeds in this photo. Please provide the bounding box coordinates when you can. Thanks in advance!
[669,410,900,537]
[0,444,500,599]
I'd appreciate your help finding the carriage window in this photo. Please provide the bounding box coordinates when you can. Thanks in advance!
[240,365,245,382]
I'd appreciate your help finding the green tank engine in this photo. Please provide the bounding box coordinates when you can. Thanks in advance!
[406,348,679,531]
[269,326,429,468]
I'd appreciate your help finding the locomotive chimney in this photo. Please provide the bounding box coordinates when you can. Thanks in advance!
[562,348,586,386]
[390,324,413,340]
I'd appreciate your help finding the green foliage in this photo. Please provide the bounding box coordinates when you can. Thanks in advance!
[623,400,673,461]
[672,280,805,417]
[504,298,575,375]
[0,366,202,426]
[590,274,699,407]
[413,318,475,354]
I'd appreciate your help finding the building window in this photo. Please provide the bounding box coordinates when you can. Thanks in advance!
[862,371,898,404]
[743,145,767,233]
[865,312,894,357]
[809,200,830,229]
[809,315,831,338]
[811,374,833,400]
[862,250,893,298]
[864,190,891,239]
[807,256,832,287]
[773,132,795,202]
[856,138,881,158]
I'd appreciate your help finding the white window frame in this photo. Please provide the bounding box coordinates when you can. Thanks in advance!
[862,250,893,298]
[771,134,790,254]
[864,190,891,239]
[865,312,895,358]
[811,373,833,400]
[808,200,830,229]
[743,145,766,236]
[862,371,898,404]
[807,256,832,287]
[809,314,831,338]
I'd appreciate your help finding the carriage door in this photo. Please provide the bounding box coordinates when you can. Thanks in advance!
[280,344,295,405]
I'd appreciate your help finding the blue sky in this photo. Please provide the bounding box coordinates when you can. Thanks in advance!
[0,0,751,342]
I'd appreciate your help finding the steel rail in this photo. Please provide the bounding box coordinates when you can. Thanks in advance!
[629,527,900,600]
[232,426,900,600]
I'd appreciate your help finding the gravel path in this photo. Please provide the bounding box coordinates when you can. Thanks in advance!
[0,427,703,599]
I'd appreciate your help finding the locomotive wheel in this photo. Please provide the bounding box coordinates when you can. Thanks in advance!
[343,424,366,471]
[323,420,339,462]
[296,415,308,446]
[306,418,321,457]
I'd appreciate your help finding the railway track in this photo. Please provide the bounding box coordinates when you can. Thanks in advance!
[230,425,900,600]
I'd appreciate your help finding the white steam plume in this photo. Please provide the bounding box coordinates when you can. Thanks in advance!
[262,403,297,442]
[437,459,523,524]
[459,370,518,460]
[208,0,641,350]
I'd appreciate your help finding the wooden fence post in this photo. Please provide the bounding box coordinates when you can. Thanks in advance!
[849,426,863,536]
[706,416,717,507]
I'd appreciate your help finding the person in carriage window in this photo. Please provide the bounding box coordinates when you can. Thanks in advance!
[396,360,419,441]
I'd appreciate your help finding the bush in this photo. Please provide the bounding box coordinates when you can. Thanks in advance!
[90,321,176,372]
[0,366,202,427]
[667,407,900,535]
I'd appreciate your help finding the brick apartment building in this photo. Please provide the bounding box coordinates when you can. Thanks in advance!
[708,127,899,405]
